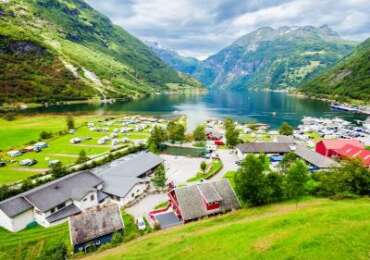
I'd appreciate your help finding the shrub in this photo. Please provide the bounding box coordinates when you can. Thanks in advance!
[111,232,124,245]
[40,131,53,140]
[37,242,67,260]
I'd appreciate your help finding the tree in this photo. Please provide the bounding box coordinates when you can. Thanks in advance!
[193,125,206,142]
[76,150,89,164]
[151,164,167,189]
[50,162,67,178]
[266,172,285,203]
[40,131,53,140]
[66,115,75,130]
[167,121,185,143]
[148,126,167,153]
[286,160,309,208]
[279,122,294,136]
[280,152,298,172]
[200,161,207,173]
[224,118,239,147]
[234,154,271,206]
[315,159,370,196]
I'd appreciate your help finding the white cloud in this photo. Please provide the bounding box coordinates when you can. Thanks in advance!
[87,0,370,59]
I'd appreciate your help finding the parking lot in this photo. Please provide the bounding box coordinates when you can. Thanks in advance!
[162,154,206,185]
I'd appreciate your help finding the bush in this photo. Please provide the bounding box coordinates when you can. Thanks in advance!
[2,112,16,121]
[40,131,53,140]
[111,231,124,245]
[37,242,67,260]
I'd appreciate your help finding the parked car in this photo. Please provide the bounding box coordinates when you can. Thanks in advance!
[19,159,38,166]
[136,217,146,231]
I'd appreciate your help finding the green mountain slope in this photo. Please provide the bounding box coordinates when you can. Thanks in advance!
[0,0,200,104]
[192,26,355,89]
[301,38,370,102]
[85,198,370,260]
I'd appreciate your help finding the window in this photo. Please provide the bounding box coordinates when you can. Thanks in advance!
[50,208,55,214]
[56,203,65,210]
[90,194,95,201]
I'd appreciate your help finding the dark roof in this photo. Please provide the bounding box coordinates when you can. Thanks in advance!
[46,204,81,223]
[295,145,338,169]
[95,152,163,198]
[174,180,240,221]
[155,212,181,229]
[236,142,292,154]
[69,204,124,245]
[97,191,109,203]
[274,135,295,144]
[97,152,164,179]
[197,184,222,203]
[0,171,103,217]
[0,197,32,218]
[25,171,103,212]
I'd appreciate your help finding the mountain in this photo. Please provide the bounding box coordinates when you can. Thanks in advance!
[148,41,202,75]
[0,0,201,104]
[192,25,356,89]
[301,38,370,102]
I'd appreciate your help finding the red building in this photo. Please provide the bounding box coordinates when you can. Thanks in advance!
[167,180,240,223]
[315,139,369,167]
[315,139,364,157]
[333,144,370,167]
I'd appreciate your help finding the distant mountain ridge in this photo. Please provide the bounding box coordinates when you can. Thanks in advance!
[0,0,201,104]
[301,37,370,102]
[148,41,202,75]
[152,25,356,90]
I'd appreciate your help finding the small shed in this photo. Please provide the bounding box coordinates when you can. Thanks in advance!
[69,204,124,253]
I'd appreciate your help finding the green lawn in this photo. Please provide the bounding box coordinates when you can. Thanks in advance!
[84,198,370,260]
[187,160,223,182]
[0,211,140,260]
[0,115,152,185]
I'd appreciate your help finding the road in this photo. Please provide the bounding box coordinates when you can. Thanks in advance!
[212,149,239,180]
[125,193,168,220]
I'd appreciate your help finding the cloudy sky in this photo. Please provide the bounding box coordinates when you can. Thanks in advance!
[87,0,370,59]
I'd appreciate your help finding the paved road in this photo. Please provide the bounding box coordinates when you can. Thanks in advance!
[213,149,239,180]
[125,193,168,220]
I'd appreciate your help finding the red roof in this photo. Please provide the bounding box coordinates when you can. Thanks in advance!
[334,144,370,167]
[318,139,364,150]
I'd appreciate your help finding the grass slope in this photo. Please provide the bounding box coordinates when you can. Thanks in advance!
[301,38,370,102]
[85,198,370,260]
[0,0,201,103]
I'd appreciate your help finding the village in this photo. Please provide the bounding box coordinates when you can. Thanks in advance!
[0,113,369,255]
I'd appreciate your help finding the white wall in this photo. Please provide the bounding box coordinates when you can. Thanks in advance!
[74,191,99,210]
[0,209,34,232]
[120,183,149,207]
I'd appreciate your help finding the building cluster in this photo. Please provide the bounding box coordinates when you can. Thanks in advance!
[0,152,163,233]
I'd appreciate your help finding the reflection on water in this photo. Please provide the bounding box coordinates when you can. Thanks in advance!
[24,90,367,130]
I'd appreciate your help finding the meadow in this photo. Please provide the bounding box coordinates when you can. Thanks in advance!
[0,115,151,185]
[0,212,140,260]
[84,198,370,260]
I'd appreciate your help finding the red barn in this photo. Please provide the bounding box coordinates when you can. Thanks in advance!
[315,139,364,157]
[334,144,370,167]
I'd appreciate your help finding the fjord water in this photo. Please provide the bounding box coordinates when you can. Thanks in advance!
[26,90,366,129]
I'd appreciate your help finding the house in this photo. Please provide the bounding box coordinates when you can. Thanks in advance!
[294,145,338,171]
[69,203,124,253]
[315,139,364,157]
[236,142,293,160]
[0,171,104,232]
[93,152,164,207]
[332,144,370,167]
[273,135,295,144]
[168,180,240,223]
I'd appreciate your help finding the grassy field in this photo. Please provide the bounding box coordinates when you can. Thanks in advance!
[83,198,370,260]
[0,212,140,260]
[0,115,151,185]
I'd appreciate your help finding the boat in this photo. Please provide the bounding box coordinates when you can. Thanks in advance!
[330,103,359,113]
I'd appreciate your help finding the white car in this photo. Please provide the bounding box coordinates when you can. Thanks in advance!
[136,217,146,231]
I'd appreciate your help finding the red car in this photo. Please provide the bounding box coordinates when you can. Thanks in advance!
[214,140,225,146]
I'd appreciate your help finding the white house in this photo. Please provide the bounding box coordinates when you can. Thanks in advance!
[0,152,164,232]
